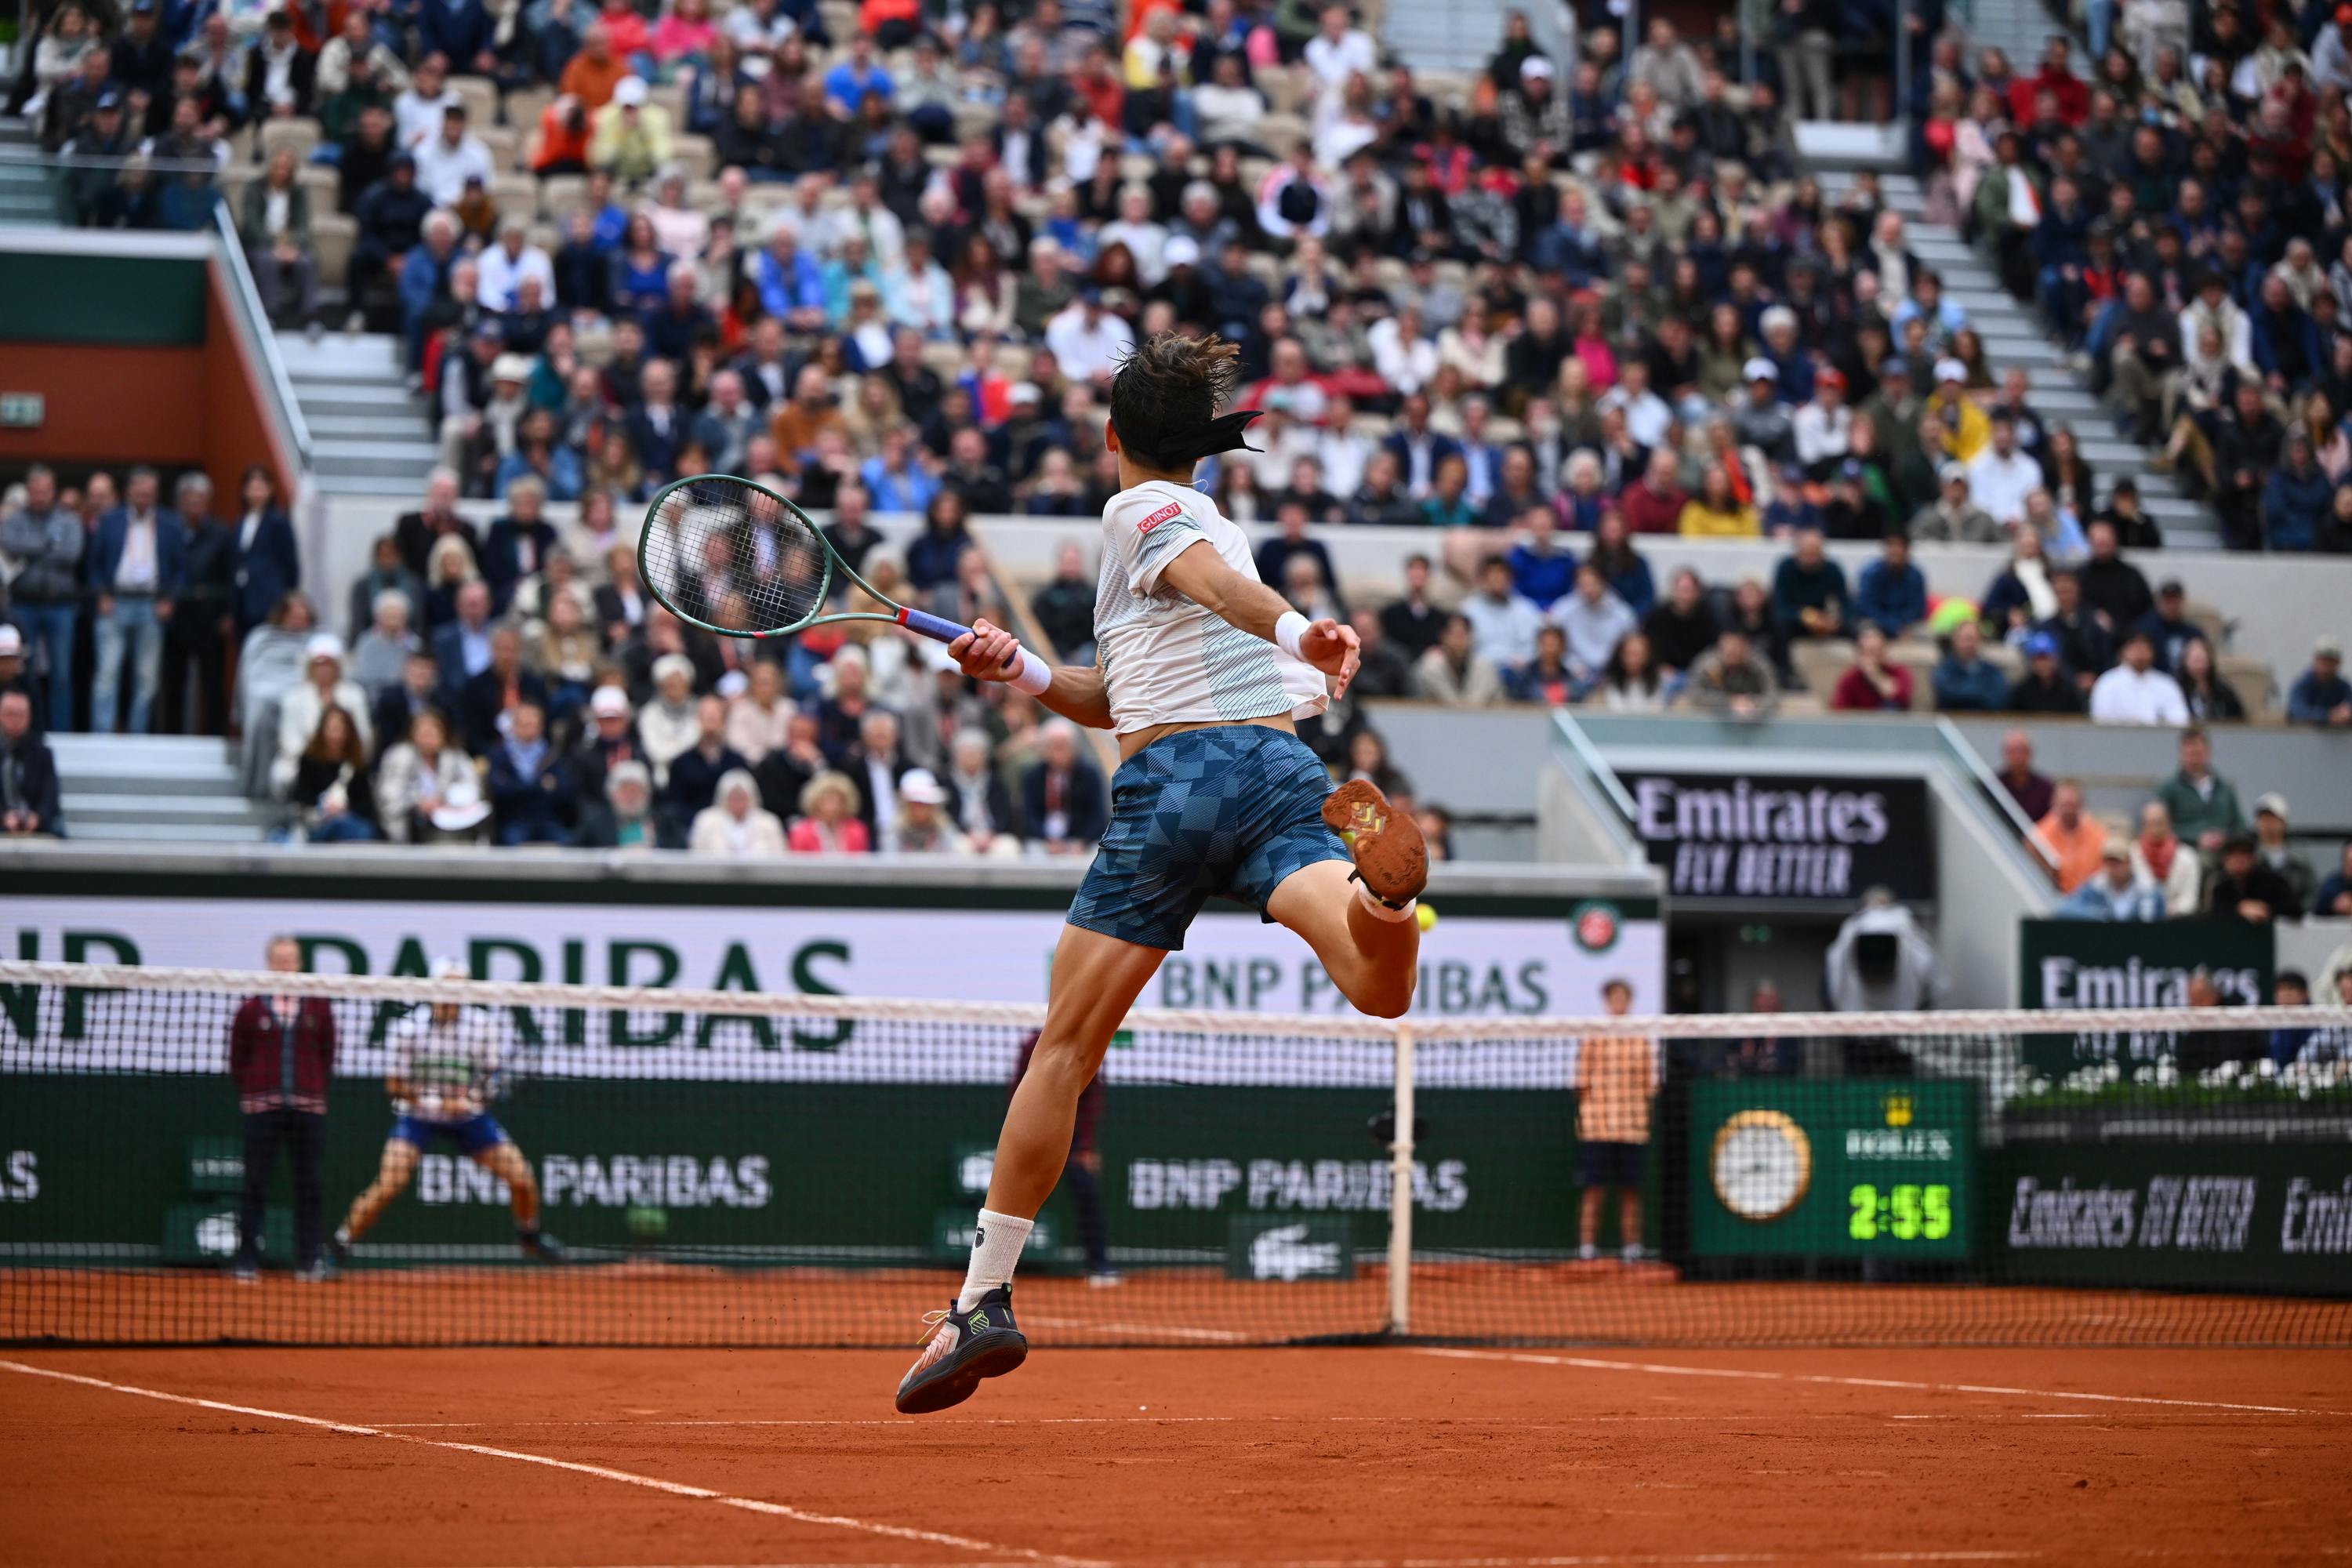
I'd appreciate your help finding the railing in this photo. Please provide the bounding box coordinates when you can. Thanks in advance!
[208,196,316,476]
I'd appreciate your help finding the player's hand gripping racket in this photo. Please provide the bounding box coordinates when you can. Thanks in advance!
[637,474,1051,689]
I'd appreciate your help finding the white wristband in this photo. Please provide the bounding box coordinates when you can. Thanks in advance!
[1009,648,1054,696]
[1273,610,1312,661]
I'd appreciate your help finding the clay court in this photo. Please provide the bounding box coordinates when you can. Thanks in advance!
[5,1334,2350,1567]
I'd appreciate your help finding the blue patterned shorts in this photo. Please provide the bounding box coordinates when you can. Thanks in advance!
[1067,725,1350,952]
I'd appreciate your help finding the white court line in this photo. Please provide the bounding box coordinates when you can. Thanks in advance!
[375,1411,2126,1431]
[1022,1317,1250,1343]
[1413,1348,2350,1417]
[0,1359,1101,1568]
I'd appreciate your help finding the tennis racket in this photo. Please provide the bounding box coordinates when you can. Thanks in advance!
[637,473,1049,687]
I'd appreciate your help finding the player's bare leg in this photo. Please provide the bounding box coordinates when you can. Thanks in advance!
[474,1142,563,1261]
[897,924,1165,1414]
[1264,779,1431,1020]
[337,1138,419,1246]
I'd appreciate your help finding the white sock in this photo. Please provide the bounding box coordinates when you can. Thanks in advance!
[1354,878,1416,922]
[956,1210,1033,1311]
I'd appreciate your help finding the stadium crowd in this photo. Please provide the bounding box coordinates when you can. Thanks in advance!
[2,0,2349,863]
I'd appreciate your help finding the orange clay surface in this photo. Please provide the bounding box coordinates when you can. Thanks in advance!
[3,1342,2349,1567]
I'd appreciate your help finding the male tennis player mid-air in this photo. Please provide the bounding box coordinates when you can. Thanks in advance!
[895,333,1427,1414]
[328,958,564,1268]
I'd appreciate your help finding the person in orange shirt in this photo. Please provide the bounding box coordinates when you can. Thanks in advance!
[559,21,629,113]
[1575,978,1656,1264]
[2033,779,2107,894]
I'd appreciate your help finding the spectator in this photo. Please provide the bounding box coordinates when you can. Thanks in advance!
[2287,637,2352,728]
[457,626,550,755]
[787,769,871,853]
[1684,626,1780,719]
[230,466,302,639]
[1933,621,2010,712]
[1854,533,1927,639]
[272,636,372,797]
[1964,412,2042,530]
[227,935,336,1282]
[689,768,788,858]
[485,700,575,846]
[667,694,753,827]
[2088,630,2189,725]
[2203,833,2303,924]
[374,709,475,844]
[724,660,793,764]
[1379,555,1446,661]
[2172,639,2245,724]
[2002,632,2080,716]
[894,768,973,855]
[350,590,420,699]
[0,691,64,839]
[284,706,382,844]
[2153,728,2245,857]
[1461,557,1544,677]
[1548,564,1637,698]
[1,465,84,733]
[939,728,1022,855]
[1993,730,2054,820]
[2075,521,2154,636]
[1022,720,1105,853]
[1598,633,1668,712]
[580,759,677,850]
[1413,612,1507,706]
[1030,542,1098,663]
[1770,528,1849,645]
[2131,801,2203,917]
[0,628,37,735]
[86,465,186,735]
[2315,842,2352,920]
[2058,841,2167,921]
[1909,462,2001,543]
[2033,781,2106,895]
[1831,623,1914,713]
[2252,795,2318,916]
[1512,623,1577,706]
[1642,568,1719,680]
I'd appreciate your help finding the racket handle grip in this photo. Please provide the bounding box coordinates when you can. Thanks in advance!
[898,607,1053,694]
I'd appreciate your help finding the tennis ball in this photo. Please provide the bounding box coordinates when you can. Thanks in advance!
[626,1205,669,1240]
[1926,597,1980,637]
[1417,902,1439,932]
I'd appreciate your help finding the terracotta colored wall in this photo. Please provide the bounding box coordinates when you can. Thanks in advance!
[0,267,296,515]
[0,344,207,467]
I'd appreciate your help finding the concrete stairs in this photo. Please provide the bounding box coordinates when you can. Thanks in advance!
[1381,0,1512,77]
[0,118,57,227]
[1813,168,2222,550]
[275,329,440,499]
[50,735,278,844]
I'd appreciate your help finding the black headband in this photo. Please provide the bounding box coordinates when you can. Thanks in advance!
[1112,408,1264,470]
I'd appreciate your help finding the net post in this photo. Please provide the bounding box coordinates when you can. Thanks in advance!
[1388,1022,1416,1338]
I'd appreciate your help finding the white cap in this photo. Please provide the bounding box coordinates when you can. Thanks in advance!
[898,767,947,806]
[490,352,533,383]
[1519,55,1555,79]
[589,685,631,717]
[1741,357,1777,383]
[1007,380,1042,405]
[0,625,22,656]
[305,632,346,664]
[613,74,648,107]
[1933,358,1967,383]
[717,669,749,699]
[1162,235,1200,268]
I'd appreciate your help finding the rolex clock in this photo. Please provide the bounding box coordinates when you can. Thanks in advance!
[1709,1109,1813,1221]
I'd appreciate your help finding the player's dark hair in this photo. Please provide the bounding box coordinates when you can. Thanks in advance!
[1110,333,1241,452]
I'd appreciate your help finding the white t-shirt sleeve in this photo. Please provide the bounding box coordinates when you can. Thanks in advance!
[1106,488,1211,597]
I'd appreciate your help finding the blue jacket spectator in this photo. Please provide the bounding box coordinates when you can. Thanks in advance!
[478,512,561,615]
[86,499,188,601]
[419,0,497,67]
[753,238,826,323]
[1505,535,1577,610]
[485,705,575,845]
[862,451,942,515]
[2056,852,2167,921]
[2132,586,2207,675]
[2286,638,2351,726]
[2261,434,2331,551]
[1932,625,2010,711]
[230,498,301,635]
[1853,538,1927,636]
[397,220,464,368]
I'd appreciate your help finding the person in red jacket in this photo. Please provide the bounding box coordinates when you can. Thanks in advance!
[227,935,339,1282]
[1619,448,1690,534]
[2006,36,2089,128]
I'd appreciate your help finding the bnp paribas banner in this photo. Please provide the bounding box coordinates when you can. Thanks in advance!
[3,890,1658,1086]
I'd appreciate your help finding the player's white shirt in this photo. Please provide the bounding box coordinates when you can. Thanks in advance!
[1096,480,1330,734]
[388,1004,506,1121]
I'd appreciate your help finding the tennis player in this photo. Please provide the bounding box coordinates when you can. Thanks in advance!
[328,958,564,1266]
[895,333,1426,1414]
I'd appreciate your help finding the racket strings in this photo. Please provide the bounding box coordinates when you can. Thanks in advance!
[643,477,833,635]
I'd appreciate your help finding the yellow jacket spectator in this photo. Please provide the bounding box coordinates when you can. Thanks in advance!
[590,76,673,185]
[1675,465,1761,537]
[1924,361,1991,463]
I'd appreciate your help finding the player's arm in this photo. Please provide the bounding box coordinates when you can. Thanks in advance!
[947,619,1115,729]
[1157,539,1359,696]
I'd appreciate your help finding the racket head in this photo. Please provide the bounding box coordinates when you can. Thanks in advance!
[638,474,843,639]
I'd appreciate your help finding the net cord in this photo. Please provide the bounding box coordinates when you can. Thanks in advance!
[2,962,2342,1044]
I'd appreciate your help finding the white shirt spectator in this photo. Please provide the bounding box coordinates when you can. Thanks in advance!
[1599,384,1673,450]
[2089,663,2190,724]
[1302,26,1377,95]
[1792,402,1854,466]
[1461,588,1544,671]
[1965,445,2042,528]
[1097,216,1170,285]
[1043,301,1135,383]
[1551,591,1638,678]
[476,241,555,312]
[1367,316,1439,395]
[413,129,495,205]
[1315,426,1371,499]
[394,85,457,149]
[1194,80,1267,146]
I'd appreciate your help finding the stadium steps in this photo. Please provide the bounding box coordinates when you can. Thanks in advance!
[0,118,57,227]
[1813,169,2223,551]
[49,734,277,844]
[274,329,440,498]
[1381,0,1513,76]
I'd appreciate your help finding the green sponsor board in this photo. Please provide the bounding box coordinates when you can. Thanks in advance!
[0,1080,1579,1266]
[1988,1143,2352,1293]
[1689,1080,1976,1261]
[2017,920,2274,1077]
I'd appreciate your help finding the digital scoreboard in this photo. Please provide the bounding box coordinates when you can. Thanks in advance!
[1689,1081,1976,1261]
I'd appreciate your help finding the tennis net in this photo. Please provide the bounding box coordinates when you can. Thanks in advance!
[2,961,2347,1348]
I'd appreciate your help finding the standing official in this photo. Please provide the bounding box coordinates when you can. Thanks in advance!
[228,935,338,1282]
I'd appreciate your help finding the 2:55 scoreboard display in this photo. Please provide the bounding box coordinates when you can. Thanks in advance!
[1689,1081,1977,1261]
